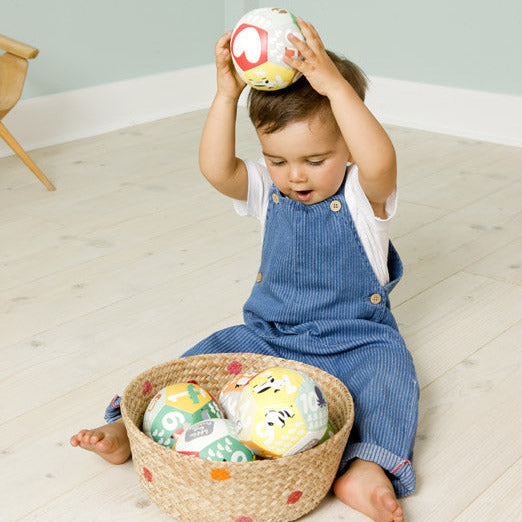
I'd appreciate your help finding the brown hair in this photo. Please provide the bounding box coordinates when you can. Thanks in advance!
[248,50,368,134]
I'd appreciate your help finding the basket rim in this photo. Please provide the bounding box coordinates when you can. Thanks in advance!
[121,352,355,467]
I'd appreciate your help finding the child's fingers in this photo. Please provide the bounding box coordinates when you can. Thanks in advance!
[215,30,233,56]
[215,33,234,69]
[283,54,306,73]
[295,18,324,53]
[287,32,312,58]
[215,48,230,69]
[305,22,324,49]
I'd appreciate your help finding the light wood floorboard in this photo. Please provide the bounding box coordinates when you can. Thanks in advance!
[1,108,520,521]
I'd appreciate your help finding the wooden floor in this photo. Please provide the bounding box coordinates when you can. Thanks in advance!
[1,108,521,521]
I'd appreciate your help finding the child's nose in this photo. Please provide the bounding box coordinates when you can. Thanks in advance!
[288,166,306,183]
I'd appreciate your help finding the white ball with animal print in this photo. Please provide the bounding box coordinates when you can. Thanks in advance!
[235,367,328,458]
[230,7,305,91]
[219,371,259,421]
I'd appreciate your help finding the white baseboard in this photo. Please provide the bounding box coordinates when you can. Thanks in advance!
[1,65,520,158]
[0,64,217,158]
[366,77,522,148]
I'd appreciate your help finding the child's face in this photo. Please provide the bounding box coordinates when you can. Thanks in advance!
[257,113,350,205]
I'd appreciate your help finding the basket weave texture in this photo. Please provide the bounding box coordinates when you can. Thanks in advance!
[121,352,354,522]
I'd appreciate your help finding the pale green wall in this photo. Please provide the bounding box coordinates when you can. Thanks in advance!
[262,0,522,96]
[2,0,521,99]
[3,0,224,98]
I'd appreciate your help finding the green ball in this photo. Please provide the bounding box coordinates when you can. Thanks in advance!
[142,382,224,449]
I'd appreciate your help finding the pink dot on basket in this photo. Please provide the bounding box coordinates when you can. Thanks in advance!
[287,491,303,504]
[227,361,243,375]
[142,381,152,396]
[143,467,153,482]
[235,518,253,522]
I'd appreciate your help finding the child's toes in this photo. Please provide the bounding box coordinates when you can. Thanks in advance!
[74,429,99,448]
[88,431,101,443]
[382,491,399,512]
[70,429,87,446]
[95,437,113,451]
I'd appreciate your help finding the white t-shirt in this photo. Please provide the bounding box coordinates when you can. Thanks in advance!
[233,160,397,286]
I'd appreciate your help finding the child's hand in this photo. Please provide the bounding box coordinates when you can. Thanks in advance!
[284,19,345,98]
[215,31,247,100]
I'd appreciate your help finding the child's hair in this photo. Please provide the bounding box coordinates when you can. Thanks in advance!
[248,50,368,134]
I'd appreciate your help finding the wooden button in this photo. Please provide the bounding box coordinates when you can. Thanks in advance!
[272,193,280,204]
[330,200,342,212]
[256,272,263,283]
[370,293,382,305]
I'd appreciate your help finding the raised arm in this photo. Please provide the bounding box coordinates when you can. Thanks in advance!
[285,20,396,217]
[199,32,249,200]
[327,79,397,214]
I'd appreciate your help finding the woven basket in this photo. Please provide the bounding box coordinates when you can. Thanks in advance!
[121,352,354,522]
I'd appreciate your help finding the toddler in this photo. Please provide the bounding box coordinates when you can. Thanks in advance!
[71,18,419,522]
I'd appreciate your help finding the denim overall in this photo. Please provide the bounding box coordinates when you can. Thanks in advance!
[107,178,419,497]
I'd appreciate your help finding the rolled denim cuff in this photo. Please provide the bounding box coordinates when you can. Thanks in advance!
[338,442,416,498]
[104,394,122,424]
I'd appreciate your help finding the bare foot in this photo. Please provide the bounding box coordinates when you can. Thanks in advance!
[70,418,131,464]
[333,459,403,522]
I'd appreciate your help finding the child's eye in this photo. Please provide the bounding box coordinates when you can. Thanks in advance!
[270,160,286,167]
[307,160,324,166]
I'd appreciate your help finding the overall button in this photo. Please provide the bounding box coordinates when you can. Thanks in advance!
[370,293,382,305]
[330,200,342,212]
[256,272,263,283]
[272,193,280,204]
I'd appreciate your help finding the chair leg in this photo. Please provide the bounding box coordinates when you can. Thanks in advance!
[0,122,55,191]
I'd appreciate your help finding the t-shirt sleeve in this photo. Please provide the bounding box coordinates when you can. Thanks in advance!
[345,164,397,286]
[233,159,272,223]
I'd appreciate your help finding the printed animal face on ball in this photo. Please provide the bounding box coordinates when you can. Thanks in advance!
[235,367,329,458]
[230,7,304,91]
[142,383,224,449]
[175,418,254,462]
[219,371,258,421]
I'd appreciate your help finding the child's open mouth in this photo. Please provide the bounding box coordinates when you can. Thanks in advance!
[295,190,313,202]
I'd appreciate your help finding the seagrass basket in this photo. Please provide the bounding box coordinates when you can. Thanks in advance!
[121,352,354,522]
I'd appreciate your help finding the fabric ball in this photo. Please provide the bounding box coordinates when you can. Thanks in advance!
[235,367,328,457]
[176,418,254,462]
[230,7,304,91]
[142,383,224,449]
[219,371,259,421]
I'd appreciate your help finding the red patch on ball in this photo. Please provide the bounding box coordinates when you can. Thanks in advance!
[143,467,153,482]
[287,491,303,504]
[227,361,243,375]
[142,381,152,396]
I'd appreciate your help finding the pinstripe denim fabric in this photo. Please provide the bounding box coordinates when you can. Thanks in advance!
[184,179,419,497]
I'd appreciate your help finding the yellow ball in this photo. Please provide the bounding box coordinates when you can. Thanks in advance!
[235,367,329,458]
[319,419,336,444]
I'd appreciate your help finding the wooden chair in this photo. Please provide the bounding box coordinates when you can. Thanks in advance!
[0,34,55,190]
